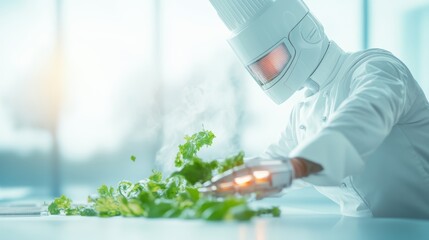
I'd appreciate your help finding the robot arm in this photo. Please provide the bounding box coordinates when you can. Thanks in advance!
[200,158,294,199]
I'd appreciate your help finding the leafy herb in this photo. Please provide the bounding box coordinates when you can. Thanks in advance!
[175,130,215,167]
[48,129,281,221]
[130,155,136,162]
[217,151,245,174]
[48,195,71,215]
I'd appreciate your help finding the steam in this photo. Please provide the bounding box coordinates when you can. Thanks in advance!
[156,61,247,174]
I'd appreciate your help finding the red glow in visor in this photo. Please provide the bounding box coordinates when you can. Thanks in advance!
[248,43,290,85]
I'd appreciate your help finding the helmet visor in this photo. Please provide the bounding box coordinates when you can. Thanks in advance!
[247,43,290,86]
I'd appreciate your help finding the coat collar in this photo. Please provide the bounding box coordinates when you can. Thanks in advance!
[309,41,348,91]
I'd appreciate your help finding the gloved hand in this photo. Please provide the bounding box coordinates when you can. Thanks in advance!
[200,157,295,199]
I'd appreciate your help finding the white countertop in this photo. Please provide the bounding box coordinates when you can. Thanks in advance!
[0,187,428,240]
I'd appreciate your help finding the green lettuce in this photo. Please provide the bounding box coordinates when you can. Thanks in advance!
[48,129,280,221]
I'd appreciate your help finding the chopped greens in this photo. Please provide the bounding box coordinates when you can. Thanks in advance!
[48,129,281,221]
[48,195,71,215]
[217,151,245,174]
[48,194,97,216]
[174,130,215,168]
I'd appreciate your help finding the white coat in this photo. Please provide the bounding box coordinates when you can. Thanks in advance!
[265,42,429,219]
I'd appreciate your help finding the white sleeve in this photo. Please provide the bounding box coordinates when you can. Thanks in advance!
[289,58,412,185]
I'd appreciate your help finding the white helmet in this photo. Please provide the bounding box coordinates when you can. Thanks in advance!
[209,0,329,104]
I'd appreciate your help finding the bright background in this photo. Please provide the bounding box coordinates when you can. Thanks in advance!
[1,0,428,201]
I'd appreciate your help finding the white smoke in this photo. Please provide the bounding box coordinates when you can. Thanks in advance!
[156,59,247,174]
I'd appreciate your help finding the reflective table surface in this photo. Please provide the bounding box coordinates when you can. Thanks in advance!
[1,187,428,240]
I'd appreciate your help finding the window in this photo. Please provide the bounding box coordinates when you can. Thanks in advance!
[369,0,429,96]
[0,0,368,200]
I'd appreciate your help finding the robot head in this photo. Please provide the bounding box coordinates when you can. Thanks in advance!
[209,0,329,104]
